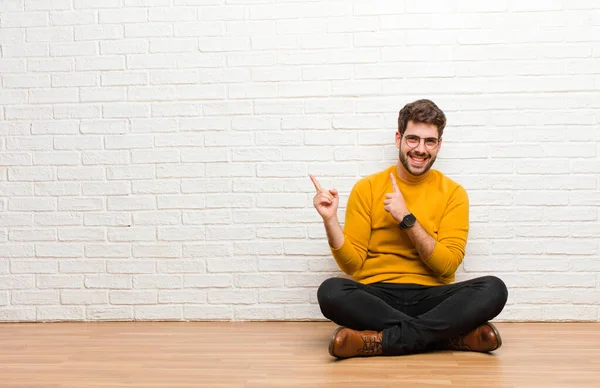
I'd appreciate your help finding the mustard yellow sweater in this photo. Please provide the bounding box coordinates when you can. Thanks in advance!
[331,165,469,286]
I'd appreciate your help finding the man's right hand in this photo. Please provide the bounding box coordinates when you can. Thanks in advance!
[309,174,339,221]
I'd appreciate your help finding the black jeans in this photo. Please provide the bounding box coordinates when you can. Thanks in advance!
[317,275,508,356]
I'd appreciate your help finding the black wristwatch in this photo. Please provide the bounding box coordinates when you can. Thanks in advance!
[398,213,416,230]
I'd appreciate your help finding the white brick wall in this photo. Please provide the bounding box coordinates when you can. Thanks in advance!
[1,0,599,322]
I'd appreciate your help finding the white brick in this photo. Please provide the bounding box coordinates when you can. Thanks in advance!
[0,308,36,322]
[103,103,150,118]
[208,289,256,305]
[101,71,148,86]
[199,36,251,52]
[206,257,256,272]
[27,0,71,10]
[134,305,183,320]
[57,166,104,180]
[107,227,155,242]
[8,167,54,181]
[37,307,85,321]
[235,274,285,288]
[4,74,50,88]
[9,228,55,242]
[54,104,102,119]
[543,305,597,321]
[37,275,83,289]
[259,257,308,272]
[75,25,123,41]
[0,214,33,227]
[100,9,147,23]
[232,178,281,193]
[184,274,231,288]
[87,306,133,321]
[157,195,205,209]
[158,227,205,241]
[31,121,79,135]
[12,290,59,305]
[105,134,152,149]
[157,259,204,274]
[6,106,53,120]
[133,211,180,225]
[125,23,172,37]
[26,26,73,43]
[84,213,130,227]
[159,290,205,303]
[205,132,251,146]
[36,243,83,258]
[110,290,157,304]
[235,306,285,321]
[83,151,129,165]
[100,39,147,54]
[107,166,154,180]
[0,275,35,289]
[35,213,82,226]
[152,102,202,117]
[58,227,104,242]
[60,259,105,273]
[133,180,180,194]
[58,197,103,211]
[2,43,48,57]
[184,305,233,320]
[85,243,130,258]
[127,54,177,69]
[205,194,253,209]
[50,11,96,26]
[133,275,182,289]
[0,58,26,73]
[156,163,205,179]
[107,259,155,276]
[206,226,254,241]
[133,243,181,258]
[233,242,283,256]
[0,153,32,166]
[183,210,230,225]
[131,150,179,164]
[76,56,125,71]
[2,12,47,27]
[107,196,155,211]
[85,275,132,289]
[150,38,197,53]
[81,119,127,135]
[50,42,97,57]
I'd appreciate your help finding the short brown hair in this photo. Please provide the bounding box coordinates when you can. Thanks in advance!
[397,99,446,138]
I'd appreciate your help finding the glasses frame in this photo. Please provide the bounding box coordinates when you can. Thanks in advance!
[402,133,441,151]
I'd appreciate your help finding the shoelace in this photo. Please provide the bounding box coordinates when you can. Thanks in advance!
[360,335,382,354]
[447,336,469,351]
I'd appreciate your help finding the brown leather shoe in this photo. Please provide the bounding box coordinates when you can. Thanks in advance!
[328,327,384,359]
[444,322,502,352]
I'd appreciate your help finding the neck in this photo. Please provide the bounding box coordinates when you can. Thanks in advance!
[396,162,430,183]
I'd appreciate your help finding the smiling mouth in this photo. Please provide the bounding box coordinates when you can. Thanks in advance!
[409,154,428,167]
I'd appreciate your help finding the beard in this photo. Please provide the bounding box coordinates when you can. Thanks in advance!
[399,148,437,176]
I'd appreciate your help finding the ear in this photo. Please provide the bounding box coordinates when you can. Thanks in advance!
[437,137,443,152]
[395,131,401,148]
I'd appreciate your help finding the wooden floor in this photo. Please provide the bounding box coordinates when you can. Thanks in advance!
[1,322,599,388]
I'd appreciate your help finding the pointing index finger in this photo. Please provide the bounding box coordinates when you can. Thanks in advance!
[389,173,400,193]
[309,174,323,192]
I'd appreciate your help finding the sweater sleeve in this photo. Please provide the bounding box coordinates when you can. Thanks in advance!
[330,179,372,276]
[422,185,469,278]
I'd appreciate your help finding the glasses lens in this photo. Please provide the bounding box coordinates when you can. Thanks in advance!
[405,135,419,148]
[425,138,438,150]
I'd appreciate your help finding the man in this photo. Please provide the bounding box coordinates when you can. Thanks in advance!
[310,99,508,359]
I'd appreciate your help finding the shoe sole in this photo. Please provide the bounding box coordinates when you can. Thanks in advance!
[328,327,346,358]
[485,322,502,351]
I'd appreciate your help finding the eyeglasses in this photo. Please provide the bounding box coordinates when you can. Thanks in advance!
[403,134,440,150]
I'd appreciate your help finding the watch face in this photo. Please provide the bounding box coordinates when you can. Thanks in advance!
[404,214,416,227]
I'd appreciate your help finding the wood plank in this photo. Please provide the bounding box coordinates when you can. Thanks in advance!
[1,322,599,387]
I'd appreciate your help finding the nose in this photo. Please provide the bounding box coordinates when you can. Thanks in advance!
[414,138,428,153]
